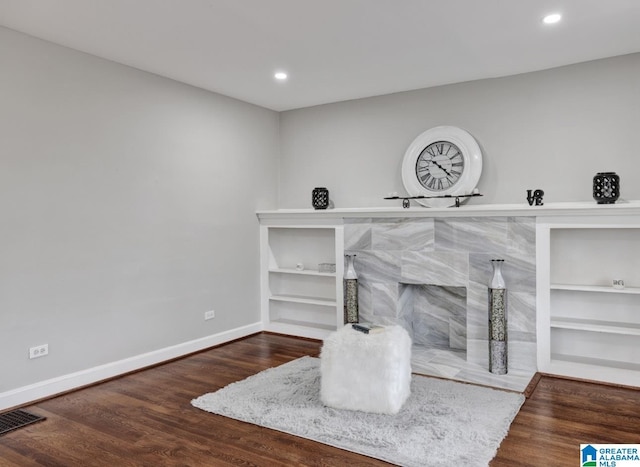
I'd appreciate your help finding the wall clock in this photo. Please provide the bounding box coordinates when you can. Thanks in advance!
[401,126,483,208]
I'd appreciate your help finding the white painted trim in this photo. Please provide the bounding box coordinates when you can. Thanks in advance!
[0,322,262,411]
[536,223,551,372]
[256,199,640,220]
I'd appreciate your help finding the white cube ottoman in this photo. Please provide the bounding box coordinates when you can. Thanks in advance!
[320,324,412,414]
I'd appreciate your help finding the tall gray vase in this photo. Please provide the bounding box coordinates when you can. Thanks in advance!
[344,254,358,323]
[488,259,507,374]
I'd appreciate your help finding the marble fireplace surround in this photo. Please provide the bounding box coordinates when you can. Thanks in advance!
[344,216,537,391]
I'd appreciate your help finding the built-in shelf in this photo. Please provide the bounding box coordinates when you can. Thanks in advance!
[269,294,337,307]
[538,221,640,387]
[549,354,640,375]
[551,317,640,336]
[260,223,344,339]
[542,362,640,387]
[269,268,336,277]
[551,284,640,294]
[270,318,336,331]
[266,319,337,341]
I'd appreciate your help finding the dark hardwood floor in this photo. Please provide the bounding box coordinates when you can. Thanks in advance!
[1,333,639,466]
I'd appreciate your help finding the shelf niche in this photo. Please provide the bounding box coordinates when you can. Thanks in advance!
[539,224,640,387]
[260,224,344,340]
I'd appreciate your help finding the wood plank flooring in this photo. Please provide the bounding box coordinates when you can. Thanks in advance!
[1,332,639,466]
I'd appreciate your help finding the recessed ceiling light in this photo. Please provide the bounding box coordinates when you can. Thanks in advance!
[543,13,562,24]
[274,72,288,80]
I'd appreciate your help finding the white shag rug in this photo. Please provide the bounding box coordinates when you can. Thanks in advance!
[191,356,524,467]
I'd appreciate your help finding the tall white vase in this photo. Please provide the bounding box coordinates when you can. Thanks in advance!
[344,254,359,323]
[488,259,507,374]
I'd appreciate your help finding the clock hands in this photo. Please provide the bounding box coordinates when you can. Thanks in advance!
[429,158,453,177]
[416,142,465,192]
[417,156,461,191]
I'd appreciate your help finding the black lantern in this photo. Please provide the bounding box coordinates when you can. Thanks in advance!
[593,172,620,204]
[312,187,329,209]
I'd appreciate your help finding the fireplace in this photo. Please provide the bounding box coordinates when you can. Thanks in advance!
[399,283,467,354]
[344,216,537,391]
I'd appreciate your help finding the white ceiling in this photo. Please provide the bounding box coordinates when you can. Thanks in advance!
[1,0,639,111]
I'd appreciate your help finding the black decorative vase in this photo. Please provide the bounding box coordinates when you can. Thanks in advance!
[593,172,620,204]
[312,187,329,209]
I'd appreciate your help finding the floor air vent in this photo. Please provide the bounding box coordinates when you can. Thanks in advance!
[0,409,46,435]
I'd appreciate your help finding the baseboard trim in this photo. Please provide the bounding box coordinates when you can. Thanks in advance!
[0,322,263,412]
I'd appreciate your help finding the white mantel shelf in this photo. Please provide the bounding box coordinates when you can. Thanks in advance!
[257,200,640,220]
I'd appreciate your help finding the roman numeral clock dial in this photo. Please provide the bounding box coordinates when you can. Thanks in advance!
[401,126,483,208]
[416,141,464,191]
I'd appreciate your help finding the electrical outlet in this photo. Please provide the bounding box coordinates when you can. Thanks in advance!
[204,310,215,320]
[29,344,49,359]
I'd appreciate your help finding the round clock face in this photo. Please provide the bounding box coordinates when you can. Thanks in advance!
[415,141,465,192]
[401,126,482,207]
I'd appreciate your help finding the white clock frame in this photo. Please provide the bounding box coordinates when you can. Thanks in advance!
[401,126,483,208]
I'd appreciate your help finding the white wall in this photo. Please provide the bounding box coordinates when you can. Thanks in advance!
[2,22,638,407]
[279,53,640,208]
[0,26,279,400]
